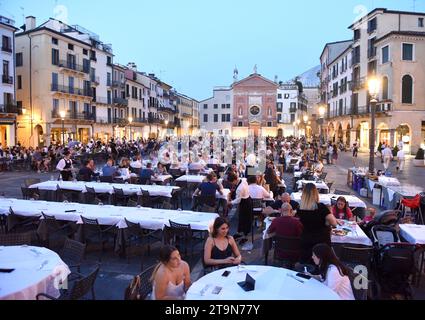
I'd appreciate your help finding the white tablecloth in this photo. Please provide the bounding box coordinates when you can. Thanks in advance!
[296,180,329,192]
[30,181,179,198]
[151,175,173,183]
[294,172,303,178]
[175,175,206,184]
[290,193,367,208]
[399,224,425,245]
[0,246,70,300]
[378,176,401,187]
[186,265,339,300]
[0,199,218,232]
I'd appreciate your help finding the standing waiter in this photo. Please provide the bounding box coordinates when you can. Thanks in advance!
[56,150,73,181]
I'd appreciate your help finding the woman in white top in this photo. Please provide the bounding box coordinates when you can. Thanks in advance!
[151,245,191,300]
[310,243,355,300]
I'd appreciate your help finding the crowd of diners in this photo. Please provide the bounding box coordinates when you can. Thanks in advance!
[11,134,379,300]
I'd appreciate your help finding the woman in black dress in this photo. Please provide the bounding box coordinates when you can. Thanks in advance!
[296,183,338,263]
[203,217,242,269]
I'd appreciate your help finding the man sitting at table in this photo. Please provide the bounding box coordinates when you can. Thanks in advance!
[192,173,223,210]
[102,158,117,177]
[247,175,271,200]
[78,159,99,182]
[267,203,303,262]
[268,192,300,214]
[140,162,157,184]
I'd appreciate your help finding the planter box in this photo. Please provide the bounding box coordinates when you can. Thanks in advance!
[413,159,425,167]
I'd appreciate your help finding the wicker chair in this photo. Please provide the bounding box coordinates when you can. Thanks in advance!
[80,216,116,260]
[164,220,205,257]
[37,265,100,300]
[21,186,40,200]
[40,212,75,248]
[0,232,32,246]
[123,218,162,268]
[269,235,301,269]
[60,238,86,273]
[112,187,130,206]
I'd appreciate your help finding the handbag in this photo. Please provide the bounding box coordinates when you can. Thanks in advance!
[124,275,141,300]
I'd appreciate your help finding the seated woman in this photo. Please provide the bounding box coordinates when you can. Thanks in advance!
[151,245,191,300]
[331,196,355,221]
[154,162,168,176]
[310,243,355,300]
[204,217,242,269]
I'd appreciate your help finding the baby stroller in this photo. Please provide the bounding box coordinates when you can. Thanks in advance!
[361,210,401,239]
[371,224,417,299]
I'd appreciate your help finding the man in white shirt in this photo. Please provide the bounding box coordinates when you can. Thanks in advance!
[396,148,406,172]
[382,144,393,171]
[247,176,272,200]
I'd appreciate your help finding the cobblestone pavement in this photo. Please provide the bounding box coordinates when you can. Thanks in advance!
[0,153,424,299]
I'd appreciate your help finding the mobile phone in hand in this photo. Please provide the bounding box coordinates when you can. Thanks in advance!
[296,273,312,280]
[222,270,231,277]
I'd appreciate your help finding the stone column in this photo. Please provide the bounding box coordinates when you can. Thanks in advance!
[389,129,396,147]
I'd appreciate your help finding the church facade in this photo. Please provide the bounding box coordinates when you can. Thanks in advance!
[200,71,280,138]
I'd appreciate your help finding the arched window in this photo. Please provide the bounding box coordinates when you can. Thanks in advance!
[238,107,243,116]
[382,76,389,100]
[402,75,413,104]
[268,107,272,116]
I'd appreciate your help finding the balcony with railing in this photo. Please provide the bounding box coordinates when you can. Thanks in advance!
[90,76,100,85]
[93,96,110,104]
[0,103,20,114]
[51,84,93,97]
[134,118,148,124]
[148,117,165,125]
[158,106,177,113]
[112,80,125,88]
[367,47,376,59]
[350,78,366,91]
[2,75,13,84]
[113,97,128,106]
[1,45,12,53]
[58,60,88,74]
[51,110,96,121]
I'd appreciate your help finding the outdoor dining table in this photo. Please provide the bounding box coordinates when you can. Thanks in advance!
[0,198,218,255]
[262,217,372,265]
[186,265,339,300]
[29,180,179,198]
[296,180,329,193]
[0,245,70,300]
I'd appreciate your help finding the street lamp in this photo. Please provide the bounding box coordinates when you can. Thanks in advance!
[164,120,169,139]
[318,105,326,144]
[128,116,133,141]
[59,110,66,145]
[368,77,380,174]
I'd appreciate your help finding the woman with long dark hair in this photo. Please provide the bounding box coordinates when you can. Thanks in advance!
[311,243,355,300]
[331,196,354,221]
[151,245,191,300]
[204,217,242,268]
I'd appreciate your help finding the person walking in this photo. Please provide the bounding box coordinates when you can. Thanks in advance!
[396,147,406,172]
[382,144,393,172]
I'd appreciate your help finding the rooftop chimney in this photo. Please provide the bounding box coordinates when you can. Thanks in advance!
[25,16,36,31]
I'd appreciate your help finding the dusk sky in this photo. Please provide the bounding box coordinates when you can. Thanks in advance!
[2,0,425,100]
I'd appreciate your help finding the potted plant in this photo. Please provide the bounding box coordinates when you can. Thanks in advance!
[413,148,425,167]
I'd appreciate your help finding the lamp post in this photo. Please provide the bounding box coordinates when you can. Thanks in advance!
[318,105,326,144]
[296,119,301,138]
[128,116,133,141]
[303,115,309,138]
[368,77,380,175]
[164,120,169,139]
[59,110,66,146]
